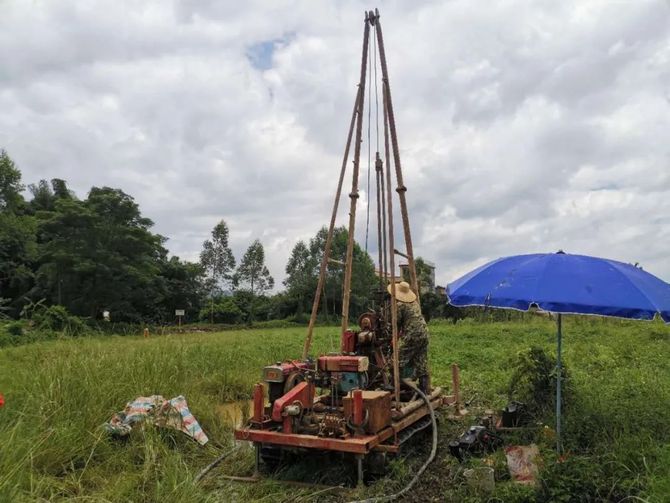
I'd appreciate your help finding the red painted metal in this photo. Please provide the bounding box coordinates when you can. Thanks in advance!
[353,390,363,426]
[234,428,378,454]
[264,360,312,383]
[271,381,314,422]
[253,383,264,423]
[282,415,293,434]
[235,399,442,455]
[341,330,356,353]
[451,363,460,407]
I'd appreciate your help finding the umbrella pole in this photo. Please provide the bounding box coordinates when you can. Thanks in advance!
[556,313,562,453]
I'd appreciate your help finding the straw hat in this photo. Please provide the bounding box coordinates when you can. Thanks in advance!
[387,281,417,303]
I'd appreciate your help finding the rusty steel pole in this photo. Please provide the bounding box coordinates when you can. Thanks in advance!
[302,87,361,359]
[383,80,401,406]
[374,10,419,302]
[340,14,371,334]
[380,151,388,284]
[375,153,384,291]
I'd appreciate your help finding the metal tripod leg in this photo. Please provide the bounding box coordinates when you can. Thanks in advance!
[254,443,261,478]
[355,454,364,487]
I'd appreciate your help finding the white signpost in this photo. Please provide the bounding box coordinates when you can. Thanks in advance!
[175,309,185,328]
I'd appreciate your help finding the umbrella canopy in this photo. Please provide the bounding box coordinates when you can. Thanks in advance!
[447,251,670,451]
[448,252,670,322]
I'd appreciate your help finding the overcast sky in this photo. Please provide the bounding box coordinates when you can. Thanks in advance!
[1,0,669,288]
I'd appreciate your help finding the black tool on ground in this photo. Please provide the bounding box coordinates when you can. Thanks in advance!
[501,401,528,427]
[448,425,503,462]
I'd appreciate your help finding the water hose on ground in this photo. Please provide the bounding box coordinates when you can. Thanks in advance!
[195,446,239,483]
[347,378,438,503]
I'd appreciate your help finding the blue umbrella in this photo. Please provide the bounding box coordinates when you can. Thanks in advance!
[447,251,670,451]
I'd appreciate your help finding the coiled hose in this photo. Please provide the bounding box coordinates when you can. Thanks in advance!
[347,378,438,503]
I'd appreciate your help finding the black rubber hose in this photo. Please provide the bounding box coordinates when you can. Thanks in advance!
[195,446,239,483]
[347,379,438,503]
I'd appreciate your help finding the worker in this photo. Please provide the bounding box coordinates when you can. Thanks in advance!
[387,281,430,392]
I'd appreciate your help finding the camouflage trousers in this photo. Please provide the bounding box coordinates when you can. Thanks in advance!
[398,334,429,380]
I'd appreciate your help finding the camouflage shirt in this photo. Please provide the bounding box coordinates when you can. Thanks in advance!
[396,299,429,378]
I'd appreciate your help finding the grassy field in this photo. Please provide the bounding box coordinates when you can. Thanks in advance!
[1,317,669,502]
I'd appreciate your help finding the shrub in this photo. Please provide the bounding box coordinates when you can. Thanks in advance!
[251,319,303,329]
[5,321,24,336]
[199,297,244,324]
[508,346,571,417]
[33,305,87,336]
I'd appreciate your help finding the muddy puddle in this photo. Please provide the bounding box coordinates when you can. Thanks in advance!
[217,400,254,428]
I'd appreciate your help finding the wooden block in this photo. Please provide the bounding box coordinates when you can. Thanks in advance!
[343,390,392,434]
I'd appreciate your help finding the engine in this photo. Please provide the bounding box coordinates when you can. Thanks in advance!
[253,310,392,438]
[262,355,369,403]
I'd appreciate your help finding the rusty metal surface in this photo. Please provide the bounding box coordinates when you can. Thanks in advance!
[372,443,399,453]
[271,381,313,422]
[234,428,378,454]
[382,83,400,406]
[391,387,442,419]
[302,88,361,359]
[375,153,384,290]
[341,13,372,334]
[253,383,264,423]
[235,398,442,455]
[344,390,392,433]
[374,11,419,303]
[319,412,348,438]
[376,397,442,446]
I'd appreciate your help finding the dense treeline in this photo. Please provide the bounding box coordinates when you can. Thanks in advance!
[0,150,381,327]
[0,150,206,322]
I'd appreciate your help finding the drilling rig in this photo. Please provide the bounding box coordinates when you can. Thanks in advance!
[234,10,457,486]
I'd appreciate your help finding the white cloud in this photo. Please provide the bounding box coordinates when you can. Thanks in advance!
[1,0,669,291]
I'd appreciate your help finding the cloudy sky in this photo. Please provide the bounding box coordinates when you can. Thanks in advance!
[1,0,669,288]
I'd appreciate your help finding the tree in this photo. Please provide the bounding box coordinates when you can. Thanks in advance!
[29,180,56,212]
[51,179,73,200]
[284,240,317,315]
[154,256,207,322]
[28,178,74,213]
[0,150,24,212]
[200,220,236,294]
[310,226,377,318]
[0,153,35,316]
[35,187,167,320]
[236,239,274,296]
[0,212,37,316]
[0,154,210,324]
[281,226,377,321]
[199,296,244,324]
[420,291,443,322]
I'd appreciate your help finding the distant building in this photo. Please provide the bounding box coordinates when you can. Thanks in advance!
[374,268,391,280]
[399,259,436,295]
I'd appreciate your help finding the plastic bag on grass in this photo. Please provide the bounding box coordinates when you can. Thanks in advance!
[104,395,208,445]
[505,444,540,486]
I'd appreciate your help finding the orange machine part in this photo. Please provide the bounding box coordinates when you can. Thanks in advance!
[341,330,356,353]
[271,381,314,422]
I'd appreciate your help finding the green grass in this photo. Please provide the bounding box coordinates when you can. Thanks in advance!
[0,317,669,502]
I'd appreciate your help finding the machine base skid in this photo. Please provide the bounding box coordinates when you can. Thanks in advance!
[234,397,442,456]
